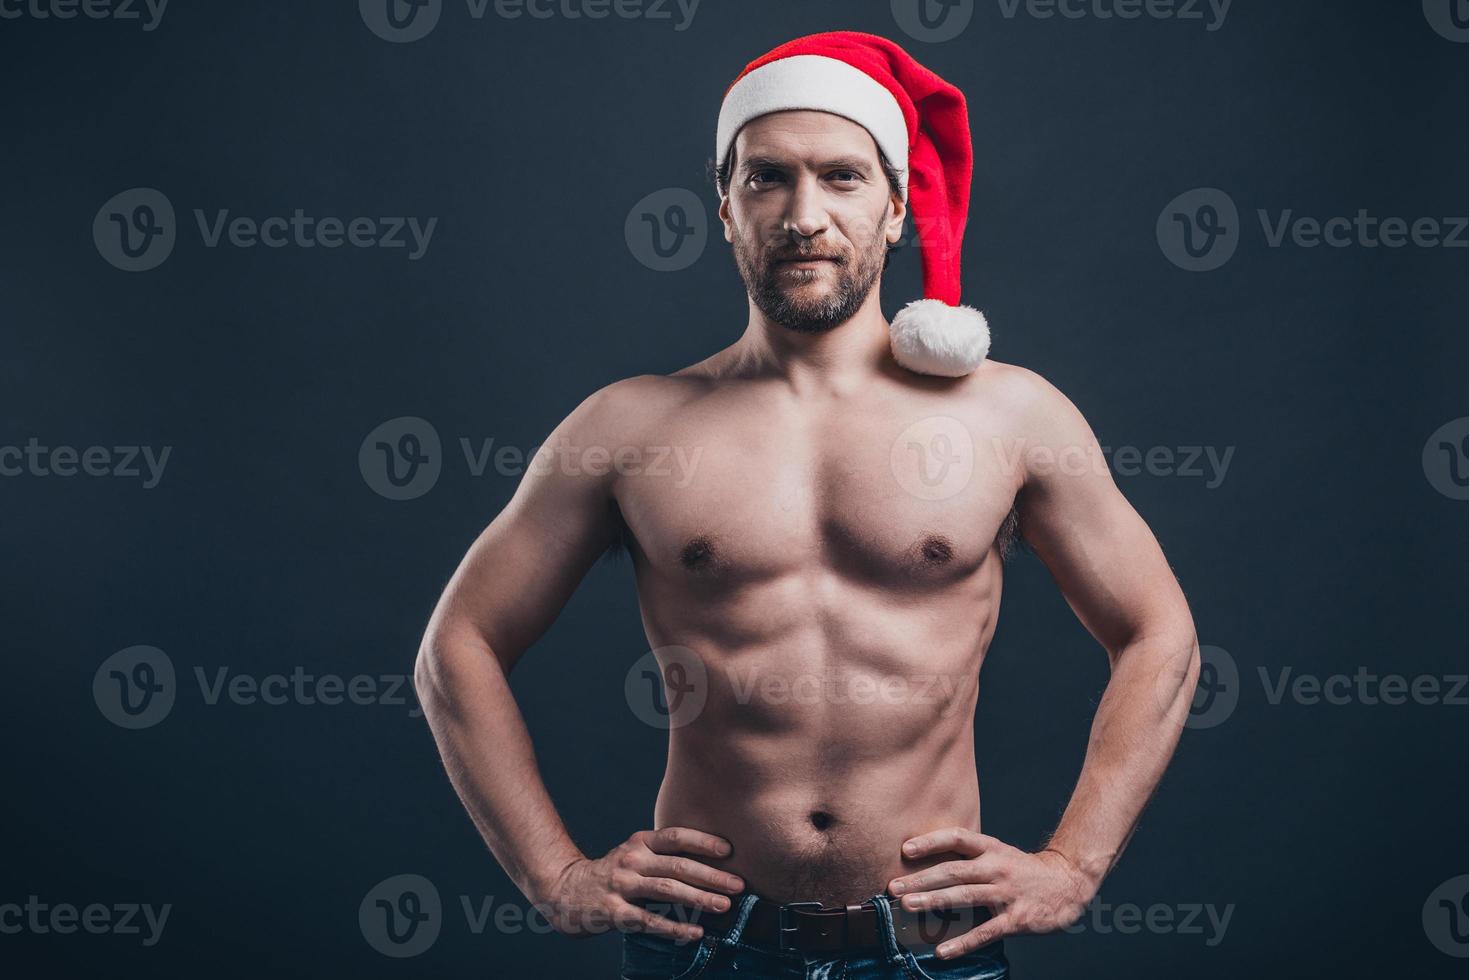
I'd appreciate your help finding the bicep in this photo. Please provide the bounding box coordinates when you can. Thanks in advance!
[427,404,623,671]
[1013,384,1189,656]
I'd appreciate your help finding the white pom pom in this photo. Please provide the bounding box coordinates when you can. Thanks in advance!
[888,299,991,378]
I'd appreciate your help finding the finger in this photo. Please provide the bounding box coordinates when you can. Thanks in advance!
[901,827,994,860]
[897,883,1004,914]
[636,854,744,895]
[889,858,981,896]
[935,917,1012,960]
[616,902,705,943]
[644,827,734,860]
[623,875,736,915]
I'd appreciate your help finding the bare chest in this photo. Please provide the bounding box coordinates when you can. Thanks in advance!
[616,397,1018,585]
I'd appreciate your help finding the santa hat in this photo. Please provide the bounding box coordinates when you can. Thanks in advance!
[716,30,989,378]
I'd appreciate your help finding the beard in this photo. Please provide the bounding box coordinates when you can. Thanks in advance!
[732,218,889,335]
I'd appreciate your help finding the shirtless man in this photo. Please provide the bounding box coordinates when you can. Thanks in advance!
[415,31,1199,979]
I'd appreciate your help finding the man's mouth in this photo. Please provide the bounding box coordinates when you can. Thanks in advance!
[774,255,839,267]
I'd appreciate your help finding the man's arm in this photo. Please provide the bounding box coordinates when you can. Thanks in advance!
[890,366,1200,957]
[1015,369,1200,885]
[414,380,743,941]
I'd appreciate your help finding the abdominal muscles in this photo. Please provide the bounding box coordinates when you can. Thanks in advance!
[644,571,997,907]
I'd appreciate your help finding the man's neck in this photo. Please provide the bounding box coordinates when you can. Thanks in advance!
[732,291,893,397]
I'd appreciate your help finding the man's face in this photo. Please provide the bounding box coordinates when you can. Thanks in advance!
[719,111,906,334]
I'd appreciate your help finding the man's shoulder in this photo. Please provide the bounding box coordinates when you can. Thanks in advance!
[959,357,1075,419]
[555,372,712,445]
[583,371,714,411]
[578,346,743,415]
[963,358,1098,454]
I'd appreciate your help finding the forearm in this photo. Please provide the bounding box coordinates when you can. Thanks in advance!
[415,630,585,905]
[1043,626,1200,889]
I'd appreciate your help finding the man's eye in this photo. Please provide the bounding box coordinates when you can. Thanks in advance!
[830,171,861,183]
[750,171,784,184]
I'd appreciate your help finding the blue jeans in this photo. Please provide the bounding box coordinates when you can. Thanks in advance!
[620,892,1009,979]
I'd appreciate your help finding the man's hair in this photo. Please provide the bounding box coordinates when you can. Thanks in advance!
[708,144,907,266]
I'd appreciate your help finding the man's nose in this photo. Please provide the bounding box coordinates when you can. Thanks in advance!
[782,175,830,240]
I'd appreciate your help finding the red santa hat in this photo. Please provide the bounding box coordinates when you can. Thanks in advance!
[716,30,989,378]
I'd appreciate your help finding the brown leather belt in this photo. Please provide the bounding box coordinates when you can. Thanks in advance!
[675,897,991,954]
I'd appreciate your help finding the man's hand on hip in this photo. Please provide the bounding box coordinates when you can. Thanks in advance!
[888,827,1098,959]
[537,827,745,942]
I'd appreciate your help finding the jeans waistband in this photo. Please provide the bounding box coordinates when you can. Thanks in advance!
[644,892,987,956]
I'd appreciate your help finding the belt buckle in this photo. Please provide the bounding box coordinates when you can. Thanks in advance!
[777,902,826,953]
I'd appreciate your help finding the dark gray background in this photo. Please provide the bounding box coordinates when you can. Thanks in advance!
[2,1,1466,976]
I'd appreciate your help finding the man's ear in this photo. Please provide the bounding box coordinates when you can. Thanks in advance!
[885,191,907,246]
[718,194,734,244]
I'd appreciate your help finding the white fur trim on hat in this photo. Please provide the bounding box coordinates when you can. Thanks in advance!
[888,299,990,377]
[716,55,911,200]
